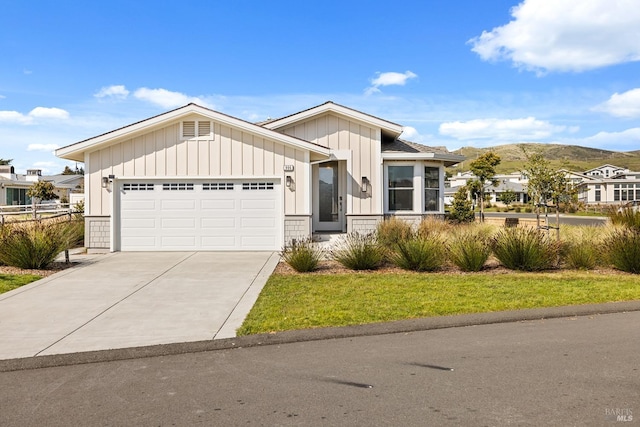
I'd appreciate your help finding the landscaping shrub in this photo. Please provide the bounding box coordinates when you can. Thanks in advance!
[492,227,560,271]
[417,216,452,238]
[332,232,384,270]
[560,226,603,270]
[447,228,491,272]
[281,238,323,273]
[608,206,640,231]
[603,227,640,274]
[376,217,413,248]
[390,234,445,272]
[0,219,84,269]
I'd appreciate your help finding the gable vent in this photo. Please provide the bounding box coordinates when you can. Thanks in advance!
[182,121,196,138]
[198,121,211,137]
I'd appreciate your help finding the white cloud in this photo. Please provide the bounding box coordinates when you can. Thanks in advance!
[0,94,5,99]
[469,0,640,73]
[29,107,69,120]
[593,88,640,118]
[439,117,570,141]
[0,110,31,124]
[365,71,417,95]
[401,126,419,139]
[575,127,640,150]
[27,143,60,152]
[95,85,130,100]
[133,87,211,109]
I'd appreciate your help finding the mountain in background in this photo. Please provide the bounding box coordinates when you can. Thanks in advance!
[449,143,640,174]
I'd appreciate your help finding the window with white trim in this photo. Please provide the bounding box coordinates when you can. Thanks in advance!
[181,120,213,140]
[424,166,440,211]
[388,165,414,211]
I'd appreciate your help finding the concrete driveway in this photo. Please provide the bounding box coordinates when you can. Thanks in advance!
[0,252,279,360]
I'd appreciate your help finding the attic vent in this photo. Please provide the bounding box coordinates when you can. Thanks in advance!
[198,121,211,137]
[181,120,213,140]
[182,121,196,138]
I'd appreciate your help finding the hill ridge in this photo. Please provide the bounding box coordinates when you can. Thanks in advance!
[450,143,640,174]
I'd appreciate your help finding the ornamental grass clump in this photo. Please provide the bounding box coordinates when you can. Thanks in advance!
[332,232,384,270]
[447,228,492,272]
[603,227,640,274]
[561,226,603,270]
[376,217,413,248]
[492,227,560,272]
[390,234,445,272]
[0,219,84,269]
[608,206,640,231]
[281,238,323,273]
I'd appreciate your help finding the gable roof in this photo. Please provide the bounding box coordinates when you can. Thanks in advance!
[261,101,404,136]
[56,103,330,162]
[381,139,465,166]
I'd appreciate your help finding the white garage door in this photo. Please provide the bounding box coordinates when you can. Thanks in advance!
[118,180,281,251]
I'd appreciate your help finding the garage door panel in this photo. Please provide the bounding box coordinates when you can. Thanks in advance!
[161,236,197,247]
[161,199,196,210]
[241,199,276,210]
[161,218,196,228]
[121,218,157,228]
[122,200,157,211]
[201,236,237,247]
[119,180,280,251]
[201,217,236,228]
[121,236,157,248]
[241,217,276,228]
[201,199,235,210]
[241,236,277,247]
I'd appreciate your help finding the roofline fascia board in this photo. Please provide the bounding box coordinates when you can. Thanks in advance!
[382,152,465,167]
[262,102,404,135]
[56,104,331,161]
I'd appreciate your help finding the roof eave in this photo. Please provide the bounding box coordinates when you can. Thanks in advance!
[56,104,331,162]
[382,152,465,167]
[262,102,404,136]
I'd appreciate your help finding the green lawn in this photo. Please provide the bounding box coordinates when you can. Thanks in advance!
[0,274,42,294]
[238,271,640,335]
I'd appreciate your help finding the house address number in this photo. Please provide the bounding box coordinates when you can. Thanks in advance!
[283,165,294,172]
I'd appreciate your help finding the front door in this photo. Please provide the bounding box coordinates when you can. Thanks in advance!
[313,161,346,231]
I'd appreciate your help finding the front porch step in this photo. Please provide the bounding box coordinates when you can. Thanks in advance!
[312,232,345,250]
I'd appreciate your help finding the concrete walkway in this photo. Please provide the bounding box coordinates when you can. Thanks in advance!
[0,251,279,360]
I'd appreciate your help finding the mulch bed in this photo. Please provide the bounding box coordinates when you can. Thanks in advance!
[0,262,78,278]
[274,258,626,276]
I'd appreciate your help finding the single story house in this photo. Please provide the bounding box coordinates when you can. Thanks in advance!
[0,166,83,207]
[56,102,463,252]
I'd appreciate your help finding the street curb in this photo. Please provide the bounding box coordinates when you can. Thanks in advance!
[1,300,639,372]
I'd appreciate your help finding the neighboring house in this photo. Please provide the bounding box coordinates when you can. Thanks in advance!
[445,172,529,206]
[583,164,628,178]
[43,174,85,201]
[0,165,84,207]
[447,163,640,207]
[55,102,464,252]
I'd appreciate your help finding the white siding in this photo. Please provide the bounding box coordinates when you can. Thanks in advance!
[86,113,308,217]
[278,113,382,215]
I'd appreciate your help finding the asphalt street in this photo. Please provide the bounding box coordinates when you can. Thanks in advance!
[1,311,638,426]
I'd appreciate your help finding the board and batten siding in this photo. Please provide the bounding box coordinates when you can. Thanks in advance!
[278,113,382,215]
[87,114,308,217]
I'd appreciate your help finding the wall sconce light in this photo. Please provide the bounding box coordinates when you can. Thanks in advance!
[361,176,369,193]
[285,175,293,188]
[101,177,109,188]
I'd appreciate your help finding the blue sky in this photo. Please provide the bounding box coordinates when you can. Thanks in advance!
[2,0,640,174]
